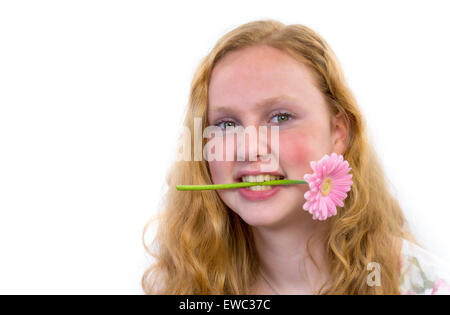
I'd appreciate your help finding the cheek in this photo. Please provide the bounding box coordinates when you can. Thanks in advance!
[208,160,236,205]
[208,160,234,183]
[279,132,313,167]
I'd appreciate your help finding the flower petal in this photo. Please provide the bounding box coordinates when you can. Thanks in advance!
[302,152,353,221]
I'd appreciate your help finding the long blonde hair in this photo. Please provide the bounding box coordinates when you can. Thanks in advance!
[142,19,417,294]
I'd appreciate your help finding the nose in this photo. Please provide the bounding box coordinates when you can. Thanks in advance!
[234,124,272,162]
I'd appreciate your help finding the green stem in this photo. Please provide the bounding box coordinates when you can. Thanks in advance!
[176,179,307,191]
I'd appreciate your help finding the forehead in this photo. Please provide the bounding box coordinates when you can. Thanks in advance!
[208,45,323,114]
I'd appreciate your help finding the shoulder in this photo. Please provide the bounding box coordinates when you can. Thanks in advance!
[398,238,450,295]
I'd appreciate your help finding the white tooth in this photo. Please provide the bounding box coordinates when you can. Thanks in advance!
[264,174,271,182]
[256,174,264,182]
[248,185,273,191]
[243,175,256,182]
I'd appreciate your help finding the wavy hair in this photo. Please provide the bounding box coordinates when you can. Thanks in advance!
[142,19,418,294]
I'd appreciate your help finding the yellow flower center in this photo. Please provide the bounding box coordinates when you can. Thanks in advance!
[321,177,333,196]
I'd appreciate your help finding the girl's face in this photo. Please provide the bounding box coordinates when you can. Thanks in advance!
[207,45,347,227]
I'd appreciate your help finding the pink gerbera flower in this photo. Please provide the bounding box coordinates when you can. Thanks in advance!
[303,153,353,221]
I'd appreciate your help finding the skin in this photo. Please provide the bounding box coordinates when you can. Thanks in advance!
[207,45,348,294]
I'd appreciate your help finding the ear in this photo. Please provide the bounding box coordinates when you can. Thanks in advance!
[331,112,348,155]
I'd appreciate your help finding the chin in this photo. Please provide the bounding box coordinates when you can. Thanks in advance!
[236,207,292,227]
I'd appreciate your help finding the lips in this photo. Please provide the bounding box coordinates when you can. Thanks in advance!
[238,185,282,201]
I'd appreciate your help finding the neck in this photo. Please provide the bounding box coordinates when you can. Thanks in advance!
[251,209,331,294]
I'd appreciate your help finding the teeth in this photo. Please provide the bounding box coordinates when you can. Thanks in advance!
[241,174,284,191]
[248,185,272,191]
[241,174,283,182]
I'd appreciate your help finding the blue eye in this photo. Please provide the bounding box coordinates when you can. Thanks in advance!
[215,121,236,129]
[270,112,292,123]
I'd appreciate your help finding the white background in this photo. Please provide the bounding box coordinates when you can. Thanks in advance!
[1,0,449,294]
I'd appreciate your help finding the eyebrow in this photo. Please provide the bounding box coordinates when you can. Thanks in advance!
[209,94,301,114]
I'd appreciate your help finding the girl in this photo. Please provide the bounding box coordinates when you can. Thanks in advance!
[142,19,450,294]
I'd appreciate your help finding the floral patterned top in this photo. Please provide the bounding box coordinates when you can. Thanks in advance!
[399,238,450,294]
